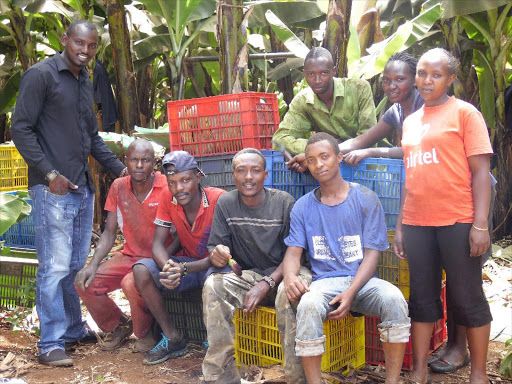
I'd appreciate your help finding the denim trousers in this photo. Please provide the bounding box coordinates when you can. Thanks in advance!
[30,184,94,355]
[295,276,410,356]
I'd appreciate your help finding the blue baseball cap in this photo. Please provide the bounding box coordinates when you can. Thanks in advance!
[162,151,204,176]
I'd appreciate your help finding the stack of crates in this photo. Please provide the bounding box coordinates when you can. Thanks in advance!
[164,92,280,341]
[162,289,206,342]
[369,229,448,369]
[0,144,33,249]
[167,93,279,191]
[0,144,28,192]
[234,307,365,374]
[365,284,447,370]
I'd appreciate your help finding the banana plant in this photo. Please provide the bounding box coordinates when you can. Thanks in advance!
[135,0,217,99]
[458,3,512,237]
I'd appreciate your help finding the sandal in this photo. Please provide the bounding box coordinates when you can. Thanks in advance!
[430,354,470,373]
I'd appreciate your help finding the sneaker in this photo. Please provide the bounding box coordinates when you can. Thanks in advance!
[38,349,73,366]
[101,316,133,350]
[142,333,187,365]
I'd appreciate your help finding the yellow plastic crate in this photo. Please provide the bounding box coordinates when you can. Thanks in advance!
[378,231,446,301]
[378,231,410,300]
[234,307,365,375]
[321,314,365,373]
[0,145,28,192]
[234,306,281,367]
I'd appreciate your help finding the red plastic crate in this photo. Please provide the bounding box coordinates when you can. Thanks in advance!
[167,93,279,156]
[365,284,447,370]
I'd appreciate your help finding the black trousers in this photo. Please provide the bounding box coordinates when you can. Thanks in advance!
[403,223,492,328]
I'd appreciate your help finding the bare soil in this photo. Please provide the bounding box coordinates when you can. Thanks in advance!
[0,323,509,384]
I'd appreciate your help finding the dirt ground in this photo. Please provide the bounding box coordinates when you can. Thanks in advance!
[0,323,509,384]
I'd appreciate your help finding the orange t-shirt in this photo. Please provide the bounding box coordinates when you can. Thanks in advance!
[401,96,493,226]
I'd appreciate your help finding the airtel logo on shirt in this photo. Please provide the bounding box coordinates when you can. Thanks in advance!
[405,148,440,169]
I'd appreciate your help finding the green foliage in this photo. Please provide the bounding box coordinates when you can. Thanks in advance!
[500,338,512,378]
[3,278,38,336]
[0,192,31,237]
[349,3,443,79]
[265,10,310,59]
[0,70,21,114]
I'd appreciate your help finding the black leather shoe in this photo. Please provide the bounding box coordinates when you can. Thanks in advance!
[65,329,104,350]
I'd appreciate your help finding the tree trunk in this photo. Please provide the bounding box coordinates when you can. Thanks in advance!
[493,119,512,237]
[269,27,294,105]
[106,0,140,133]
[136,65,152,127]
[217,0,248,94]
[322,0,352,78]
[9,6,35,71]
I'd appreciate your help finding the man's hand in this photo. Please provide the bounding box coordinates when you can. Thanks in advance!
[283,275,309,302]
[328,290,355,320]
[393,228,406,260]
[118,167,128,178]
[160,259,183,290]
[210,245,231,268]
[75,264,97,291]
[243,281,269,313]
[469,226,490,257]
[343,149,371,166]
[49,174,77,195]
[286,153,308,173]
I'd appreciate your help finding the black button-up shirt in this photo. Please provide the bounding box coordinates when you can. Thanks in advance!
[11,53,124,191]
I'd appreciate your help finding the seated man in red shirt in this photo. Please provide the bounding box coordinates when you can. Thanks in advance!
[75,139,171,351]
[133,151,225,365]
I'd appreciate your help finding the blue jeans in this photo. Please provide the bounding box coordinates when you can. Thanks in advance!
[30,185,94,355]
[295,276,410,356]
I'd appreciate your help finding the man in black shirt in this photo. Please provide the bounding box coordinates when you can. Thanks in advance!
[11,20,126,367]
[201,148,308,383]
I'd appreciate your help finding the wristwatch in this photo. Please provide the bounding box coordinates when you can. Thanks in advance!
[45,170,60,182]
[262,276,276,290]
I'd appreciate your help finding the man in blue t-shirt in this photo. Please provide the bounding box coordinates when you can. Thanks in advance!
[282,132,410,384]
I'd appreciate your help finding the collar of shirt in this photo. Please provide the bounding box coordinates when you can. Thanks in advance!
[172,186,210,232]
[126,171,167,202]
[54,52,88,79]
[304,77,346,113]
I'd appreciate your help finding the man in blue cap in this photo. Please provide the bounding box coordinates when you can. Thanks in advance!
[133,150,225,365]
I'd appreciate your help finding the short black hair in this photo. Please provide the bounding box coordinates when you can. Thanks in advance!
[306,132,340,156]
[232,148,266,170]
[421,48,459,75]
[386,52,417,77]
[66,20,97,37]
[304,47,334,67]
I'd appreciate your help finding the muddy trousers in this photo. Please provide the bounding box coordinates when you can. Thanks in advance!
[202,270,305,384]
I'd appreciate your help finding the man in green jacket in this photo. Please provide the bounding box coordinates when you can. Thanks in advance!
[272,47,377,172]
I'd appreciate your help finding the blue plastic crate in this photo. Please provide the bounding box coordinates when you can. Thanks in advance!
[0,192,36,249]
[343,158,404,230]
[266,152,404,230]
[196,150,273,191]
[265,151,320,199]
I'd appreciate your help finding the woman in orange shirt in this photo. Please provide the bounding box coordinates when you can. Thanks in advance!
[394,48,493,384]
